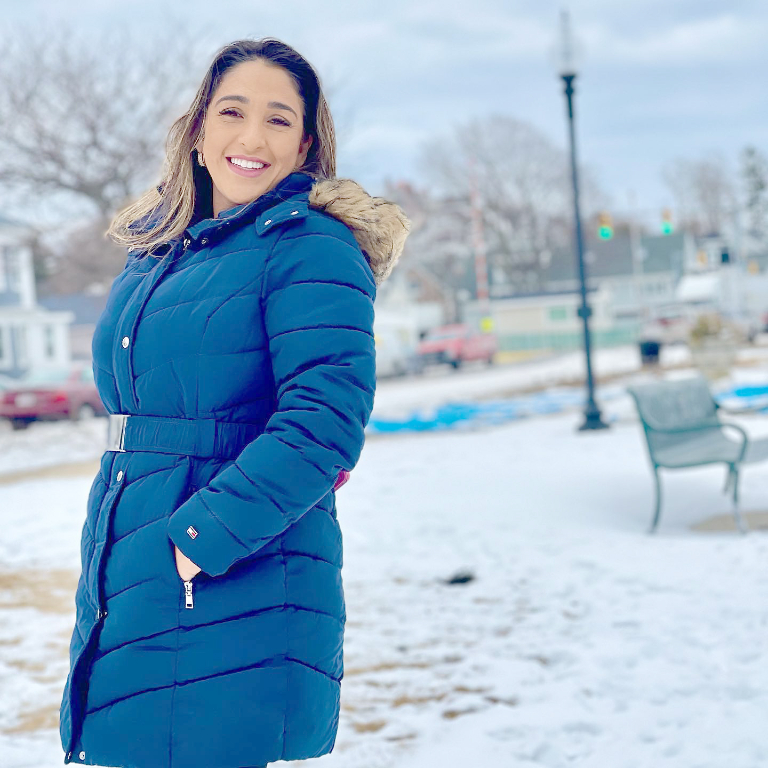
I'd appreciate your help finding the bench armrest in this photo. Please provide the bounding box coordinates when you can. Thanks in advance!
[720,422,749,463]
[647,422,749,463]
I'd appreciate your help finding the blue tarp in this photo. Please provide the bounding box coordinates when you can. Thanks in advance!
[368,387,616,433]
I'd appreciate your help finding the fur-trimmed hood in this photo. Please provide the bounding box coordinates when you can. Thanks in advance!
[307,178,411,286]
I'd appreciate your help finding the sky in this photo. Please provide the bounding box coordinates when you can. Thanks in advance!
[2,0,767,227]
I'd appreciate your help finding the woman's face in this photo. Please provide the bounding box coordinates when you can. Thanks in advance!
[196,58,313,217]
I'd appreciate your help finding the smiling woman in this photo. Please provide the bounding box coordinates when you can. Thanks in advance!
[196,59,315,216]
[60,37,410,768]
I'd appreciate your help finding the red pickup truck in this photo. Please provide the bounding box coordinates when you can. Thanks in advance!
[417,323,498,370]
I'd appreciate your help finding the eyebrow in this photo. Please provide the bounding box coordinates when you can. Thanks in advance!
[213,95,298,118]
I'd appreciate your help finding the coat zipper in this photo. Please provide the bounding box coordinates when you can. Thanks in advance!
[181,474,198,610]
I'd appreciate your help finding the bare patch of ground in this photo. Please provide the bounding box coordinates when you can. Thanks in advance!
[0,568,79,614]
[690,511,768,533]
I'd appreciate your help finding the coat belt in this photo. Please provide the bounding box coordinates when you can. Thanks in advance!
[106,413,263,460]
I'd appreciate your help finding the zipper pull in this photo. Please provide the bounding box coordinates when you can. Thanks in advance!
[184,580,194,609]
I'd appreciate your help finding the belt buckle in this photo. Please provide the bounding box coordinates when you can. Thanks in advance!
[107,414,129,452]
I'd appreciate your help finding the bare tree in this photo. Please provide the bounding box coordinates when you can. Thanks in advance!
[35,216,128,295]
[662,153,736,237]
[741,145,768,240]
[0,20,205,223]
[0,19,213,293]
[413,114,607,293]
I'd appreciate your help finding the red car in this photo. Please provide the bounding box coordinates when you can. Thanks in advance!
[417,323,498,370]
[0,363,107,430]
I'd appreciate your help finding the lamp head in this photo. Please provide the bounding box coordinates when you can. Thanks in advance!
[552,9,584,77]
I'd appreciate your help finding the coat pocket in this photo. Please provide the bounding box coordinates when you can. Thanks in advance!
[169,480,203,609]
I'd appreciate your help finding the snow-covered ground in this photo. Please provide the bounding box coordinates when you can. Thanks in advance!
[2,345,768,767]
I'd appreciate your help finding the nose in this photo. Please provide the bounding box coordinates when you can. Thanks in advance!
[240,115,267,153]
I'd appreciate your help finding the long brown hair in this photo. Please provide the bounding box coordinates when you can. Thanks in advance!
[107,38,336,257]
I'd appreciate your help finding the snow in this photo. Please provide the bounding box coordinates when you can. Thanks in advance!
[1,344,767,767]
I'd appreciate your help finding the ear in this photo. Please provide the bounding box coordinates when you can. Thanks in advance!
[297,134,313,166]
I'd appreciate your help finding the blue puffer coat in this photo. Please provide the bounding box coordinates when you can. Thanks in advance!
[59,171,410,768]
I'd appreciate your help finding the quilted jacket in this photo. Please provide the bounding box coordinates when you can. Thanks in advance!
[59,170,410,768]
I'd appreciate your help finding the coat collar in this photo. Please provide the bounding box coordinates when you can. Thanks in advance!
[184,171,314,242]
[176,171,411,286]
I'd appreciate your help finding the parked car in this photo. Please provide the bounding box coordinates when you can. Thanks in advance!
[0,363,107,430]
[416,323,498,370]
[374,325,423,378]
[648,307,694,346]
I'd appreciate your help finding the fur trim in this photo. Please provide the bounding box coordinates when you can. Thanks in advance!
[308,178,411,285]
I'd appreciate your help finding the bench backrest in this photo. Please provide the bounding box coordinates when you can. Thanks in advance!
[627,376,723,465]
[627,376,719,433]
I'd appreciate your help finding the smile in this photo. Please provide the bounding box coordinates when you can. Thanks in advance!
[227,157,271,178]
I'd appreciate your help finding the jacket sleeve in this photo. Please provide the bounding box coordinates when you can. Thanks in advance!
[166,226,377,577]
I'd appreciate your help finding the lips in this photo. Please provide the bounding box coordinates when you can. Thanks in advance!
[226,157,271,178]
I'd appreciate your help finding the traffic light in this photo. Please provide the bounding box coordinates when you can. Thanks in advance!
[661,208,673,235]
[598,211,613,240]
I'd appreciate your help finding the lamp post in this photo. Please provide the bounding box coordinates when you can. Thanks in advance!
[556,10,608,431]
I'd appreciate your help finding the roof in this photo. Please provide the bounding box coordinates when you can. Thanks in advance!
[543,232,688,284]
[36,292,108,324]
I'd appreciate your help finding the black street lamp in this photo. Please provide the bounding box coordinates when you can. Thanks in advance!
[556,10,609,431]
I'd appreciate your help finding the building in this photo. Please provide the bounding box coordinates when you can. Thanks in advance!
[541,231,696,324]
[460,232,693,353]
[464,287,617,354]
[0,216,74,378]
[37,290,108,361]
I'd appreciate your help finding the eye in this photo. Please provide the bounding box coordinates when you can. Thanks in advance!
[270,117,291,127]
[219,108,240,117]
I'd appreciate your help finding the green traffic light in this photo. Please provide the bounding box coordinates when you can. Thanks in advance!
[598,226,613,240]
[661,222,673,235]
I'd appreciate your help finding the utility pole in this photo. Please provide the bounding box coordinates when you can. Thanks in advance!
[468,154,492,327]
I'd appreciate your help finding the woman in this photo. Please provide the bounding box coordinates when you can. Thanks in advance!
[59,38,410,768]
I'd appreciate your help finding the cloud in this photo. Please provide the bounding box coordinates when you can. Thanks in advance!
[581,14,768,66]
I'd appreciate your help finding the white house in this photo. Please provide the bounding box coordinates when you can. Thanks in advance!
[0,215,74,378]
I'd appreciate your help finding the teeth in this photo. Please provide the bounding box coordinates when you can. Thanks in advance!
[230,158,266,169]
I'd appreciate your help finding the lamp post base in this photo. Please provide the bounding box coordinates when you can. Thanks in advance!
[578,404,610,431]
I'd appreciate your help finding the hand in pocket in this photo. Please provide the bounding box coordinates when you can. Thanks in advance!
[174,544,202,581]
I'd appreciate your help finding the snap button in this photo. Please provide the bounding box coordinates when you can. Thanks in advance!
[79,751,85,760]
[200,237,208,245]
[264,219,272,225]
[66,751,72,760]
[116,470,124,482]
[290,210,299,215]
[121,336,130,348]
[183,237,191,248]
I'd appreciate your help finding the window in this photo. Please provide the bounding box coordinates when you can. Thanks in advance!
[44,325,56,358]
[5,248,20,291]
[549,307,569,322]
[15,326,27,366]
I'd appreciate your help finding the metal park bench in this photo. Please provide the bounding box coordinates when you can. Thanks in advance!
[627,375,768,534]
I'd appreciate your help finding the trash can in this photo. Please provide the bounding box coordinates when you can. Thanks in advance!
[639,339,661,365]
